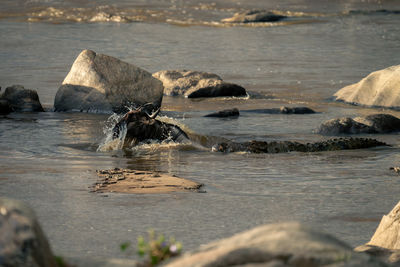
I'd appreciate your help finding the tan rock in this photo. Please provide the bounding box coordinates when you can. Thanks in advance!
[334,65,400,108]
[367,201,400,249]
[165,222,384,267]
[92,168,203,194]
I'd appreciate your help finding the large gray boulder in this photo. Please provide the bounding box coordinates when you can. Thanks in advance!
[0,85,44,112]
[54,50,164,113]
[334,65,400,109]
[152,70,247,98]
[164,222,386,267]
[221,10,287,23]
[0,198,57,267]
[317,114,400,135]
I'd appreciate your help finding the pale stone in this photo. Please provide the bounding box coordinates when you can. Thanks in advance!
[367,201,400,249]
[54,50,164,113]
[164,222,384,267]
[334,65,400,108]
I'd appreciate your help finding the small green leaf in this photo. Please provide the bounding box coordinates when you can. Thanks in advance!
[120,242,131,252]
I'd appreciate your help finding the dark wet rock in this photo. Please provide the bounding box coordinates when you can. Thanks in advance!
[334,65,400,109]
[213,138,387,153]
[0,85,44,112]
[0,197,57,267]
[243,106,316,114]
[355,245,400,264]
[113,106,189,147]
[165,222,386,267]
[204,108,239,118]
[54,49,164,114]
[153,70,247,98]
[222,10,287,23]
[0,99,11,115]
[348,9,400,15]
[318,114,400,135]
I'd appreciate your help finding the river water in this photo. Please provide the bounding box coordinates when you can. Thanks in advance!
[1,0,400,260]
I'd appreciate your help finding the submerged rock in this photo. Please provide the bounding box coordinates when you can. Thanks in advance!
[213,138,387,153]
[334,65,400,109]
[0,85,44,112]
[243,106,316,114]
[0,99,11,115]
[318,114,400,135]
[112,106,189,147]
[222,10,287,23]
[165,222,384,267]
[204,108,240,118]
[54,49,164,113]
[0,198,57,267]
[152,70,247,98]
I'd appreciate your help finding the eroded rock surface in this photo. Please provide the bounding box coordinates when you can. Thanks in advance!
[54,49,163,113]
[0,85,44,112]
[0,198,56,267]
[165,222,385,267]
[318,114,400,135]
[153,70,247,98]
[334,65,400,109]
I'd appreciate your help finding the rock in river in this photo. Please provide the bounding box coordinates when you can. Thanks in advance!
[334,65,400,109]
[153,70,247,98]
[317,114,400,135]
[222,10,287,23]
[0,99,11,115]
[0,197,57,267]
[54,49,164,113]
[0,85,44,112]
[204,108,240,118]
[165,222,385,267]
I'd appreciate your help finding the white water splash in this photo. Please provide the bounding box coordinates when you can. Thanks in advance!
[97,113,126,152]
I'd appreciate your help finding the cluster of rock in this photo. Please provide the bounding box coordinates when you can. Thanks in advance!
[152,70,247,98]
[3,196,400,267]
[213,137,387,154]
[317,114,400,135]
[0,85,44,114]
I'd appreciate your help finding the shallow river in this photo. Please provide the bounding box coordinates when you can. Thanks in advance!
[1,0,400,260]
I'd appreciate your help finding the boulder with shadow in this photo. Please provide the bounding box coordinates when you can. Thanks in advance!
[317,114,400,135]
[0,85,44,112]
[334,65,400,109]
[153,70,247,98]
[54,49,164,114]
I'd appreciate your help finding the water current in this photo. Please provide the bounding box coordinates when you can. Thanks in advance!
[0,0,400,260]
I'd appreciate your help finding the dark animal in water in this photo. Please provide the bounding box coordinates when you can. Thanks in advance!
[112,105,189,147]
[214,138,388,153]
